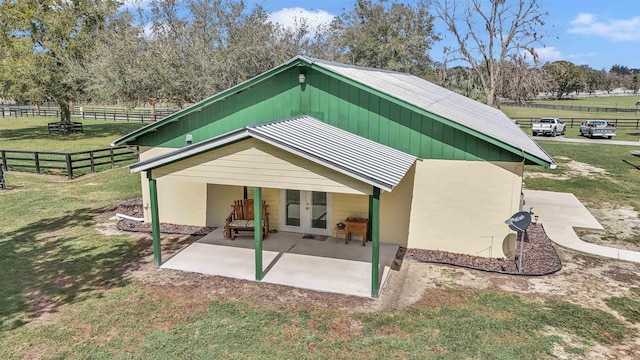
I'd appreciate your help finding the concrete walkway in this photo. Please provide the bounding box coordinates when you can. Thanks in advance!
[524,190,640,263]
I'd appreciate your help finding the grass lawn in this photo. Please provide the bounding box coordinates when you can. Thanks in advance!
[0,117,146,152]
[0,169,636,358]
[524,142,640,211]
[528,95,640,108]
[1,116,639,358]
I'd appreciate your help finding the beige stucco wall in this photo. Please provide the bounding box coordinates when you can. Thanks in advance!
[139,143,523,259]
[205,185,244,227]
[139,146,207,226]
[332,193,368,239]
[407,159,524,258]
[379,163,416,246]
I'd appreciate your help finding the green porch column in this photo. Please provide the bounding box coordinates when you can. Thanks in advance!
[370,187,381,298]
[147,171,162,267]
[254,187,263,280]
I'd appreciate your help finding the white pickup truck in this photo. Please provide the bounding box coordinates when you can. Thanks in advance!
[579,119,617,139]
[531,118,566,137]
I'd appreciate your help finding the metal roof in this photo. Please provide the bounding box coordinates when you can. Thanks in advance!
[299,56,555,167]
[130,116,417,192]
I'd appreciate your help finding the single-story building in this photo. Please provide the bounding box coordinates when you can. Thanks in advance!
[113,56,555,297]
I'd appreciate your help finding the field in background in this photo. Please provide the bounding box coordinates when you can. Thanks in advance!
[0,117,145,152]
[529,95,640,108]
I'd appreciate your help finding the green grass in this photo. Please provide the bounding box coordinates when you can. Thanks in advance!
[605,297,640,324]
[0,117,146,152]
[529,96,640,108]
[0,114,638,358]
[524,142,640,209]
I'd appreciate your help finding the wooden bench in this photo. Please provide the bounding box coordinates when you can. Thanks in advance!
[224,199,269,240]
[48,121,84,134]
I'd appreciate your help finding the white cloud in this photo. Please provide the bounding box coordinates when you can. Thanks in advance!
[268,7,335,31]
[121,0,150,9]
[568,12,640,42]
[529,47,563,63]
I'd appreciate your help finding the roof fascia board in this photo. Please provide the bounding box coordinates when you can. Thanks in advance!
[308,64,554,168]
[113,58,310,147]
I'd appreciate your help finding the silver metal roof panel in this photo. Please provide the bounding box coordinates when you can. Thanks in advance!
[301,56,555,166]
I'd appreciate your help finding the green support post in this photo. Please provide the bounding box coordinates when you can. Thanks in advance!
[254,187,263,280]
[371,187,381,298]
[147,171,162,267]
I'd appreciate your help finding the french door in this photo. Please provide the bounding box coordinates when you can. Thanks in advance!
[280,190,331,235]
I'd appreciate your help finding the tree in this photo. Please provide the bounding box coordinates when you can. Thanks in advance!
[89,0,318,112]
[497,58,550,102]
[327,0,440,77]
[434,0,547,106]
[0,0,119,123]
[579,65,605,94]
[0,37,48,113]
[437,65,485,100]
[543,60,585,99]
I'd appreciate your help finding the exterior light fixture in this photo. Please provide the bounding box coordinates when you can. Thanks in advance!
[298,73,306,84]
[185,134,193,143]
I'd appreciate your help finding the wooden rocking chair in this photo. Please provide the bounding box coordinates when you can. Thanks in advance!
[224,199,269,240]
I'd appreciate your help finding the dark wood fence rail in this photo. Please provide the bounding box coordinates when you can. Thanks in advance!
[0,106,176,122]
[503,102,640,114]
[0,146,139,180]
[513,117,640,129]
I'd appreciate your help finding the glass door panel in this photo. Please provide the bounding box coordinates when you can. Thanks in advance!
[285,190,300,227]
[310,191,327,230]
[281,190,331,235]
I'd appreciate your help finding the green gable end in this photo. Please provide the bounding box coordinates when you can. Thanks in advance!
[130,66,521,163]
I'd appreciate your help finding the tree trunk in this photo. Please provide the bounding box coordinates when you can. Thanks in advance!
[148,99,156,121]
[486,87,496,107]
[59,101,71,124]
[35,103,41,116]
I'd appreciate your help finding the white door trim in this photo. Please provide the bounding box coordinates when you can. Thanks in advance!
[279,190,332,236]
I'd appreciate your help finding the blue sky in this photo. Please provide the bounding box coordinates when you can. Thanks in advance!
[249,0,640,70]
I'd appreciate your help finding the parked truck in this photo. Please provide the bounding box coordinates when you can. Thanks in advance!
[579,119,616,139]
[531,117,566,137]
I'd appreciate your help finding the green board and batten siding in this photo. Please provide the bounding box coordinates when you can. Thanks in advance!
[134,67,521,163]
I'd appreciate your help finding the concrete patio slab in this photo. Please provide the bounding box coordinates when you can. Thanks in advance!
[262,253,391,298]
[161,243,279,281]
[160,228,399,297]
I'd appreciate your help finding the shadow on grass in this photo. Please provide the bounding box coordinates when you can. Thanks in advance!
[0,123,145,144]
[0,207,146,333]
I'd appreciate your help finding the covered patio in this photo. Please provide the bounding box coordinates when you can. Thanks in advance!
[161,228,399,298]
[131,116,416,297]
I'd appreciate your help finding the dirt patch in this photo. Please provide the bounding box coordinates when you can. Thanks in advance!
[578,204,640,252]
[525,156,611,181]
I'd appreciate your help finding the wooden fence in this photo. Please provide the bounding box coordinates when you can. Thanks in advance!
[0,106,176,122]
[0,146,139,180]
[502,102,640,114]
[512,117,640,130]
